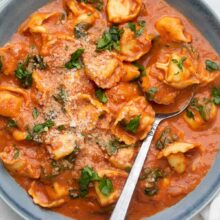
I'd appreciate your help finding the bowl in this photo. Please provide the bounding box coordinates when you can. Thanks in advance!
[0,0,220,219]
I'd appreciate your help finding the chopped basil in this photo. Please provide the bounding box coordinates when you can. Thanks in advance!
[32,107,39,119]
[186,109,195,119]
[156,127,178,150]
[74,23,91,39]
[13,147,20,160]
[65,48,85,69]
[99,176,114,196]
[57,125,65,131]
[205,60,220,72]
[79,166,100,197]
[146,87,158,101]
[26,120,55,141]
[133,61,146,77]
[96,26,124,52]
[141,168,164,197]
[15,63,33,89]
[78,0,104,11]
[53,87,67,105]
[171,56,187,71]
[140,168,164,182]
[124,115,141,134]
[144,186,158,196]
[7,119,17,128]
[128,20,146,37]
[104,139,131,156]
[95,89,107,103]
[190,98,207,121]
[33,120,54,134]
[211,87,220,105]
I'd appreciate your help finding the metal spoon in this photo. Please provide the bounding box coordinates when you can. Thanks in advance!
[110,92,194,220]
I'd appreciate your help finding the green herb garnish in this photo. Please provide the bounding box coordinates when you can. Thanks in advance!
[156,127,178,150]
[15,63,33,89]
[95,89,108,103]
[65,48,85,69]
[7,119,17,128]
[29,55,47,70]
[33,120,54,134]
[13,147,20,160]
[99,176,114,196]
[96,26,124,52]
[133,61,146,77]
[124,115,141,134]
[172,56,187,71]
[144,186,158,196]
[186,109,195,119]
[79,166,100,197]
[57,125,65,131]
[53,87,67,105]
[146,87,158,101]
[205,60,220,72]
[128,20,146,37]
[32,107,39,119]
[74,23,91,39]
[211,87,220,105]
[78,0,104,11]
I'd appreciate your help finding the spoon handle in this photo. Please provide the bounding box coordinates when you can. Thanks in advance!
[110,119,161,220]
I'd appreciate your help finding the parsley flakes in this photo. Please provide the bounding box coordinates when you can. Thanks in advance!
[124,115,141,134]
[205,60,220,72]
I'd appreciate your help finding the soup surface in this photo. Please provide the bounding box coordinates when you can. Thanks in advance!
[0,0,220,219]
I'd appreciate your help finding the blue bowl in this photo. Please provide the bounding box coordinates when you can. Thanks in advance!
[0,0,220,219]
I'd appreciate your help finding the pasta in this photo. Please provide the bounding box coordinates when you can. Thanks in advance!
[0,0,219,219]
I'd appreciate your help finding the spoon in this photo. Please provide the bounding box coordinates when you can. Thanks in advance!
[110,91,194,220]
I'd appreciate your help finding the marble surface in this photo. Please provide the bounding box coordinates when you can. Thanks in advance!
[0,0,219,219]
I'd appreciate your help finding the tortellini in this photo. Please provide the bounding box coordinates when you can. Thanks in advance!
[95,169,128,206]
[184,97,217,130]
[107,0,142,23]
[68,93,111,131]
[46,132,79,160]
[0,86,28,118]
[156,53,200,89]
[28,181,67,208]
[0,146,41,179]
[158,142,200,173]
[119,27,152,62]
[19,12,59,34]
[122,63,140,82]
[112,97,155,145]
[155,16,192,43]
[109,147,135,170]
[84,51,125,88]
[140,69,179,105]
[0,91,23,118]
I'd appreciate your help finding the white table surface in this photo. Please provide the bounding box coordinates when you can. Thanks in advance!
[0,0,220,220]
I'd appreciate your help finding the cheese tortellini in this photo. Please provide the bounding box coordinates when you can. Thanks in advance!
[107,0,142,23]
[28,181,67,208]
[184,97,217,130]
[19,12,59,34]
[158,142,200,174]
[156,53,200,89]
[68,93,111,131]
[95,169,128,206]
[120,27,152,62]
[112,97,155,145]
[0,146,41,179]
[84,51,125,88]
[155,16,192,43]
[109,146,135,170]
